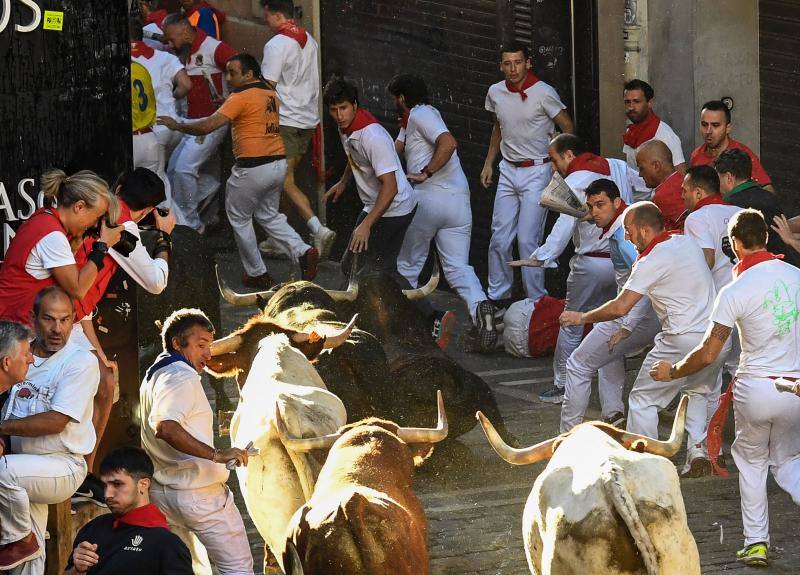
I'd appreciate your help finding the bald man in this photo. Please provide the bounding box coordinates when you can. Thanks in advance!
[635,140,686,230]
[560,202,728,476]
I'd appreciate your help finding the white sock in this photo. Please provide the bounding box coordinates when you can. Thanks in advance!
[307,216,322,234]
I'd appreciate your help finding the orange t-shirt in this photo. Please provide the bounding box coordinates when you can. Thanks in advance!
[218,82,285,159]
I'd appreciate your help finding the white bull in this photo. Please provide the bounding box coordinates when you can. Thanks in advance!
[477,395,700,575]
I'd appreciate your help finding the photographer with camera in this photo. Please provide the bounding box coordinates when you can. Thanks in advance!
[71,167,176,507]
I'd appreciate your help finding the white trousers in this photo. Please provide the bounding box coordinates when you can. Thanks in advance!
[0,453,86,574]
[151,482,254,575]
[626,331,727,449]
[488,160,551,302]
[560,309,662,432]
[397,186,487,321]
[731,376,800,546]
[133,131,161,176]
[168,123,228,231]
[153,125,183,207]
[225,160,310,277]
[553,255,617,389]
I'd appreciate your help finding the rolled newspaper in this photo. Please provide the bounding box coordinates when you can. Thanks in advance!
[539,172,589,218]
[226,440,259,470]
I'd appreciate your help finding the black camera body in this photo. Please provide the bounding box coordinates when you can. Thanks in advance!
[85,218,139,257]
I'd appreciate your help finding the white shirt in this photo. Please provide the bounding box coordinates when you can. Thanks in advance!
[3,339,99,456]
[110,221,169,295]
[711,259,800,378]
[622,120,686,170]
[485,79,565,162]
[25,231,75,279]
[624,234,716,335]
[532,158,635,266]
[397,104,468,193]
[142,23,167,51]
[139,359,229,489]
[341,123,417,217]
[133,49,184,119]
[261,33,320,129]
[683,203,743,292]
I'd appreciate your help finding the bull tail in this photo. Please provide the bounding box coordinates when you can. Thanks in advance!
[603,463,659,575]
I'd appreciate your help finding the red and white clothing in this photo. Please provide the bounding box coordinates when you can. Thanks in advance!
[711,255,800,546]
[652,171,686,231]
[624,234,727,451]
[683,197,742,292]
[0,209,71,325]
[260,23,319,130]
[622,113,685,169]
[339,110,416,218]
[396,104,487,321]
[485,72,567,302]
[531,154,636,391]
[691,138,772,187]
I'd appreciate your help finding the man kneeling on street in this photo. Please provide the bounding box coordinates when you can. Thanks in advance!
[0,287,100,572]
[66,447,193,574]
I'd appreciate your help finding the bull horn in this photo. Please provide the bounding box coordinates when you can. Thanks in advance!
[616,394,689,457]
[323,314,358,349]
[477,411,557,465]
[210,333,244,356]
[324,254,360,302]
[396,390,449,444]
[402,252,440,301]
[216,265,274,307]
[275,403,342,452]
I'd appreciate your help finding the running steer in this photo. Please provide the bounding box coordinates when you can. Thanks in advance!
[278,391,448,575]
[205,319,355,572]
[477,396,700,575]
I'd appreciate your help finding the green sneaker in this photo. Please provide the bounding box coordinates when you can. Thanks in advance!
[736,542,768,567]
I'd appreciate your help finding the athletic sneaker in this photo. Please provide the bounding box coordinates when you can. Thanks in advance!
[432,310,456,350]
[475,300,498,353]
[242,271,274,290]
[539,386,565,404]
[258,237,291,260]
[736,542,768,567]
[0,532,41,570]
[313,226,337,261]
[299,247,319,281]
[603,411,626,428]
[681,442,712,478]
[71,473,107,507]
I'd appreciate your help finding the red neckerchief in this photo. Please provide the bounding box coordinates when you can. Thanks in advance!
[599,200,628,238]
[113,503,170,530]
[399,109,410,129]
[189,29,208,55]
[692,194,728,211]
[732,251,783,278]
[566,152,610,176]
[636,229,679,261]
[130,40,155,59]
[144,9,167,27]
[276,20,308,48]
[505,71,540,101]
[342,108,380,136]
[622,112,661,148]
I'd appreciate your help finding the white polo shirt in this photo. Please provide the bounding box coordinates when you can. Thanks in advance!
[624,234,716,335]
[341,123,416,217]
[133,49,184,119]
[397,104,468,193]
[711,259,800,379]
[3,339,99,456]
[485,79,565,162]
[261,33,320,129]
[622,120,686,170]
[139,359,229,490]
[683,203,743,291]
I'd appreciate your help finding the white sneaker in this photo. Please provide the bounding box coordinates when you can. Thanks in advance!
[314,226,337,260]
[258,237,291,260]
[681,442,712,478]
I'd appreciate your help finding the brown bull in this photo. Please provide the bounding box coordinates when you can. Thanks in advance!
[279,391,449,575]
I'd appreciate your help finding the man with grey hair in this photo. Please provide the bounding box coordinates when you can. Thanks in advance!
[0,287,100,572]
[139,308,253,575]
[0,321,33,396]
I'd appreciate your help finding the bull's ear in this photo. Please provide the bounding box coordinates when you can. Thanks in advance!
[205,354,242,378]
[411,443,435,467]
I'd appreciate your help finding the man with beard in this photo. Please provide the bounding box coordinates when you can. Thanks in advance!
[0,287,100,573]
[66,447,193,574]
[622,79,685,174]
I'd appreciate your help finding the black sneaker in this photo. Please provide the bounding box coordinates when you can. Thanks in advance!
[71,473,107,507]
[602,411,626,428]
[539,385,565,404]
[475,300,498,353]
[299,247,319,281]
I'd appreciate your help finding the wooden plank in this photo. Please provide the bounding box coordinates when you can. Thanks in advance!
[44,501,73,575]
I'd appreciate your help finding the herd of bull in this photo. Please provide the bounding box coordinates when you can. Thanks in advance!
[206,261,702,575]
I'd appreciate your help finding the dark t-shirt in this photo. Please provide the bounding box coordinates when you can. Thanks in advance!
[65,514,193,575]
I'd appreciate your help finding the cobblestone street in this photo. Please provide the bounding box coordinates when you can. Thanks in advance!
[214,255,800,574]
